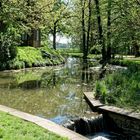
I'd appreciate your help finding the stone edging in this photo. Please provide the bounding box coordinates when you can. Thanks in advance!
[0,105,88,140]
[84,92,140,120]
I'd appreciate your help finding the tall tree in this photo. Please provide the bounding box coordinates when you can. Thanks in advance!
[44,0,71,50]
[81,0,86,59]
[86,0,92,59]
[94,0,106,61]
[106,0,112,60]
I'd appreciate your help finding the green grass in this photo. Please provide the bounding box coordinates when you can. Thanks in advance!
[66,53,83,58]
[0,111,68,140]
[110,57,140,67]
[59,48,100,59]
[58,48,81,54]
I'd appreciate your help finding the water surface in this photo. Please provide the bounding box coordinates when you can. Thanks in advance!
[0,58,99,124]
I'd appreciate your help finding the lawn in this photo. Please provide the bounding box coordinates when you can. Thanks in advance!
[0,111,68,140]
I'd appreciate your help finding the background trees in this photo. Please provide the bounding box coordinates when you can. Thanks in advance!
[69,0,140,61]
[0,0,140,64]
[0,0,54,63]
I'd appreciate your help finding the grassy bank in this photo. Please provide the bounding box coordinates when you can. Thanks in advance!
[58,49,100,60]
[95,63,140,112]
[110,56,140,68]
[58,48,83,58]
[0,111,68,140]
[0,46,64,71]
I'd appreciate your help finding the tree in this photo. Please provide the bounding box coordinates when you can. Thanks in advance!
[0,0,55,64]
[43,0,71,50]
[0,0,28,63]
[81,0,86,59]
[106,0,112,60]
[94,0,106,61]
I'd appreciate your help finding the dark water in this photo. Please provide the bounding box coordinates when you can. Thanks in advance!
[0,58,100,124]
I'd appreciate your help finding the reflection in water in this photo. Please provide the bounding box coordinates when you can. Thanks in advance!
[0,58,100,124]
[82,59,93,83]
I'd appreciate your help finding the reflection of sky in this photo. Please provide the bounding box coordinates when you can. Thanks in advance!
[49,34,71,44]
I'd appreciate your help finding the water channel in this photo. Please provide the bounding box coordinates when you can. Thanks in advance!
[0,58,100,125]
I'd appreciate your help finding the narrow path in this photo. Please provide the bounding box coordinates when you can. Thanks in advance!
[0,105,88,140]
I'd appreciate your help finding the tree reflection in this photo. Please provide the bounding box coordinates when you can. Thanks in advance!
[81,59,93,83]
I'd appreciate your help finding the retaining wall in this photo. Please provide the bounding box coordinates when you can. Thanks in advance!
[84,92,140,140]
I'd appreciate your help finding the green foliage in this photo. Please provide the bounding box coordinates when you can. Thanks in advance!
[96,81,108,103]
[17,47,46,67]
[0,46,64,70]
[68,0,140,59]
[90,45,101,55]
[0,111,68,140]
[40,46,65,63]
[0,0,53,64]
[0,29,18,63]
[95,67,140,111]
[110,59,140,71]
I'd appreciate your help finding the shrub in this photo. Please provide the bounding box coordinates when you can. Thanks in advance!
[0,45,65,70]
[96,81,108,104]
[95,68,140,111]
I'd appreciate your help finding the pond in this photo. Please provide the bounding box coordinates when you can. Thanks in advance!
[0,58,100,124]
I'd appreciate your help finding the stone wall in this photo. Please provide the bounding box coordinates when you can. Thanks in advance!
[84,92,140,140]
[103,113,140,140]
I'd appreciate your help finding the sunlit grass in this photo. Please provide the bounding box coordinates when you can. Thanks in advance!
[0,111,68,140]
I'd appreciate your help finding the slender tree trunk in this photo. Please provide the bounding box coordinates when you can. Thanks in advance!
[0,2,4,32]
[81,0,86,59]
[133,41,140,57]
[53,22,57,50]
[106,0,112,60]
[86,0,92,58]
[94,0,106,61]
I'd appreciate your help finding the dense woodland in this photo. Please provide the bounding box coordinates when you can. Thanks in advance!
[0,0,140,64]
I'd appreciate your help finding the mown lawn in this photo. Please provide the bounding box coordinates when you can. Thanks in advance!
[0,111,68,140]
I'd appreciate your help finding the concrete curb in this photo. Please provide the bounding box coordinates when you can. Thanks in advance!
[0,105,89,140]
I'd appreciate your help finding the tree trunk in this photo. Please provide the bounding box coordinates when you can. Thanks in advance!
[81,0,87,59]
[53,22,57,50]
[86,0,92,58]
[134,41,140,57]
[0,2,5,32]
[106,0,112,60]
[94,0,106,62]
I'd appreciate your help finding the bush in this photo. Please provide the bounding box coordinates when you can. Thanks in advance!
[0,28,19,63]
[0,46,65,70]
[96,81,108,103]
[95,68,140,111]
